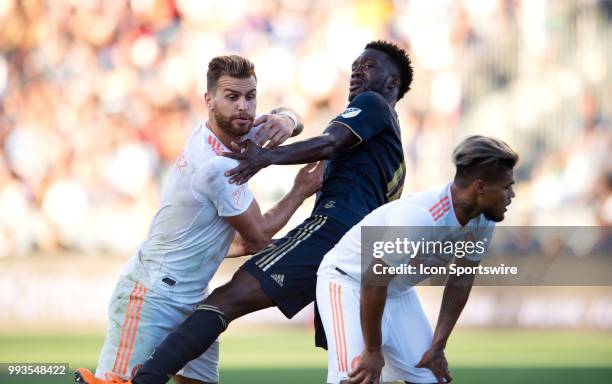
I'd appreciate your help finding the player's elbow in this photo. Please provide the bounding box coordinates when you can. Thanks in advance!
[320,134,342,159]
[244,234,271,254]
[325,124,359,157]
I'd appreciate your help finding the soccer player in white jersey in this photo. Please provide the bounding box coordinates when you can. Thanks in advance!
[316,135,518,384]
[76,55,323,384]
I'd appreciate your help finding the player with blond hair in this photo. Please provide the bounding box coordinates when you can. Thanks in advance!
[317,135,518,383]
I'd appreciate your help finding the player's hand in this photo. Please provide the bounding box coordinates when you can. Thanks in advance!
[347,349,384,384]
[415,346,453,383]
[253,114,293,148]
[292,162,325,199]
[222,139,271,184]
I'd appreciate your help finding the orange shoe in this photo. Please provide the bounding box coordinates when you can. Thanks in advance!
[74,368,132,383]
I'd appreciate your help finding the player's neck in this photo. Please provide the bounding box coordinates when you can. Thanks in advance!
[381,89,398,108]
[381,93,397,108]
[207,120,241,151]
[450,183,479,226]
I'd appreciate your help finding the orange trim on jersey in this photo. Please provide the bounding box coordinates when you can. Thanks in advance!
[431,200,450,218]
[336,283,348,373]
[118,283,143,377]
[433,206,451,222]
[119,284,147,377]
[428,196,449,213]
[329,283,343,372]
[332,283,344,372]
[207,134,223,155]
[113,283,140,375]
[330,283,348,373]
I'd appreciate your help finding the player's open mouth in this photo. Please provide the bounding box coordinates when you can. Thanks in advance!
[233,117,252,124]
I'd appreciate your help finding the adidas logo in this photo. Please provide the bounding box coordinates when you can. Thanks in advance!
[271,274,285,287]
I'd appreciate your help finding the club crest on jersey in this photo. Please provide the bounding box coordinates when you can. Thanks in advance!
[232,185,247,208]
[340,107,361,118]
[176,152,188,173]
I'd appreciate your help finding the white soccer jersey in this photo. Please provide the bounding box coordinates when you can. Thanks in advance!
[120,121,258,304]
[318,183,495,296]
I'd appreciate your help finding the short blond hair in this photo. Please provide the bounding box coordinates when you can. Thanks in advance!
[453,135,518,185]
[453,135,518,167]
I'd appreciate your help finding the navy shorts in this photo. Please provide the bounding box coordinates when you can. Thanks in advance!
[241,214,349,319]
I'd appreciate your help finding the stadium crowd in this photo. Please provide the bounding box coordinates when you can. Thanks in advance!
[0,0,610,257]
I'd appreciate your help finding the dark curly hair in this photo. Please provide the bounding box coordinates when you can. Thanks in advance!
[365,40,413,100]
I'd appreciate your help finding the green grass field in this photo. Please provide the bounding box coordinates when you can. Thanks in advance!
[1,328,611,383]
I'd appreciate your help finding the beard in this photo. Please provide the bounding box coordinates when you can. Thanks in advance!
[483,210,505,222]
[213,109,253,137]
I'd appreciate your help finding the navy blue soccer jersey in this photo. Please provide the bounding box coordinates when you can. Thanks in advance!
[313,91,406,228]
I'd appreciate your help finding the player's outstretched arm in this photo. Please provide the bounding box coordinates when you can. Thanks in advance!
[222,122,359,185]
[225,162,324,257]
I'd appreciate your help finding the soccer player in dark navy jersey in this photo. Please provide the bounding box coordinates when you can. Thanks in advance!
[106,40,414,384]
[311,90,405,228]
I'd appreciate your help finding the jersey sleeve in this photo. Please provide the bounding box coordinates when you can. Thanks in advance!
[191,156,254,217]
[331,91,391,144]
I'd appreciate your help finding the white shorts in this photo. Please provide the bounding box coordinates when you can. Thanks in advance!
[95,277,219,382]
[316,269,437,384]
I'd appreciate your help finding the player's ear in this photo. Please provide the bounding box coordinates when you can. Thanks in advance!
[387,76,400,91]
[473,179,486,195]
[205,92,214,111]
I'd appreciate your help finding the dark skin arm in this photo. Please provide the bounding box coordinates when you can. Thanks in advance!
[223,122,359,184]
[225,162,324,257]
[416,257,479,383]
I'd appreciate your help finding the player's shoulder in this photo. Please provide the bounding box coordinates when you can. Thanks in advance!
[183,122,212,157]
[198,155,239,176]
[399,185,451,225]
[403,185,448,209]
[351,91,389,108]
[335,92,392,123]
[187,121,208,143]
[191,155,243,197]
[378,198,434,226]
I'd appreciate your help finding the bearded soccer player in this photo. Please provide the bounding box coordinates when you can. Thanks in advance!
[83,40,414,384]
[75,55,323,384]
[317,135,518,384]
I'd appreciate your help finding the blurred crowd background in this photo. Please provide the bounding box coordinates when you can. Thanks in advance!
[0,0,611,258]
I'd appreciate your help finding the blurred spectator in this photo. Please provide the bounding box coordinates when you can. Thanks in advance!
[0,0,610,256]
